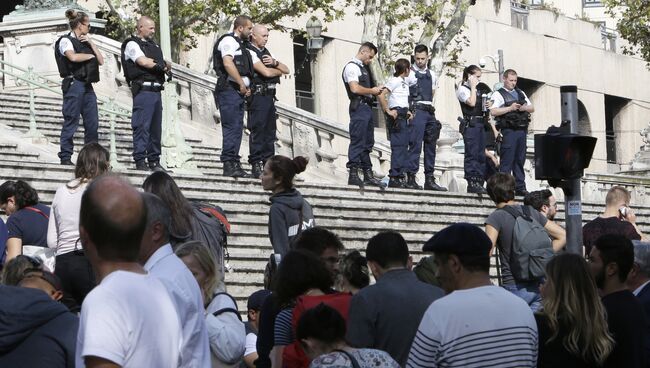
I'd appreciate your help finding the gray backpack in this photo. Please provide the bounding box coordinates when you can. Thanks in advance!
[501,205,553,282]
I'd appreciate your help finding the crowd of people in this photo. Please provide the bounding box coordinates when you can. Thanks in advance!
[0,138,647,368]
[0,8,644,368]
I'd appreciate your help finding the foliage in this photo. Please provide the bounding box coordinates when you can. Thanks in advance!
[604,0,650,67]
[101,0,347,62]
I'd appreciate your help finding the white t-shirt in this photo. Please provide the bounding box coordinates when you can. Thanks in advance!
[58,32,77,56]
[342,58,364,84]
[406,66,436,105]
[205,293,246,366]
[385,76,410,109]
[145,244,210,368]
[406,285,538,368]
[76,271,182,368]
[490,88,532,109]
[244,332,257,357]
[47,180,88,256]
[457,84,473,104]
[218,34,250,87]
[124,40,146,63]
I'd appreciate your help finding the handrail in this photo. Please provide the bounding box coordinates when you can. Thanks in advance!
[0,60,130,168]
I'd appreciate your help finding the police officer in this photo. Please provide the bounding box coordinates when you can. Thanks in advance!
[490,69,534,196]
[457,65,491,194]
[213,15,255,178]
[121,16,169,171]
[406,44,447,191]
[378,58,413,188]
[246,25,289,178]
[54,9,103,166]
[342,42,384,187]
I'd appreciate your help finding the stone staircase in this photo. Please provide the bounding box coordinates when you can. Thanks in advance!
[1,90,650,311]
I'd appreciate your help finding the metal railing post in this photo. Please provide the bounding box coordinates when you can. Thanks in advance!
[104,98,123,169]
[22,66,46,143]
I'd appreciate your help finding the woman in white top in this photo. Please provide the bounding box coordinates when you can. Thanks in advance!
[47,142,110,312]
[176,241,246,368]
[378,58,414,188]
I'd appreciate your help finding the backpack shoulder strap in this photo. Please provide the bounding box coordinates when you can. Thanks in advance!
[24,206,49,220]
[211,292,242,321]
[333,349,361,368]
[499,205,520,219]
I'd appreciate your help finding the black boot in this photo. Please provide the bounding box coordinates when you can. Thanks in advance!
[135,160,148,171]
[388,176,405,188]
[363,169,385,188]
[348,168,364,186]
[148,161,168,172]
[404,173,422,190]
[424,174,448,191]
[467,177,487,194]
[223,161,252,178]
[251,161,264,179]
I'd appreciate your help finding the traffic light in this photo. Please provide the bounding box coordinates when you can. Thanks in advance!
[534,133,597,180]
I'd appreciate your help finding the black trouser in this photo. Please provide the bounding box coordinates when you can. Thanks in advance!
[55,251,96,313]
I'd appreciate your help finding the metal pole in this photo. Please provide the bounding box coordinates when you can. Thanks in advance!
[560,85,583,255]
[497,49,504,76]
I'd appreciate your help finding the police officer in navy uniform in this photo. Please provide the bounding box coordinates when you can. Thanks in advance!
[489,69,534,196]
[54,9,103,166]
[213,15,255,178]
[121,16,170,171]
[342,42,384,187]
[457,65,490,194]
[406,45,447,191]
[246,25,289,178]
[378,58,414,188]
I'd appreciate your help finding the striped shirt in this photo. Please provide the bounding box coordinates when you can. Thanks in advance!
[406,285,537,368]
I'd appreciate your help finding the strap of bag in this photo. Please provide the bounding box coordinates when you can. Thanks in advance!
[24,206,49,219]
[333,349,361,368]
[500,205,532,221]
[211,292,242,321]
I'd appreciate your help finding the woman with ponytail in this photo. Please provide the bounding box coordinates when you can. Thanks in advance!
[261,155,316,257]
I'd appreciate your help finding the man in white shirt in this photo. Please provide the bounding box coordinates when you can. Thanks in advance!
[77,175,181,368]
[139,193,210,368]
[489,69,534,196]
[120,16,171,172]
[407,223,537,368]
[342,42,385,188]
[212,15,255,178]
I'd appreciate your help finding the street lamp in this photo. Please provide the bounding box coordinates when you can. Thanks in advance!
[306,17,323,53]
[479,49,504,91]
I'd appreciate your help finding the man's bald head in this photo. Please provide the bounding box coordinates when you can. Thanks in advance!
[80,175,147,262]
[250,24,270,48]
[136,16,156,39]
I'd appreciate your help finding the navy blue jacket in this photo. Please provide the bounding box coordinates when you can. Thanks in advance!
[0,286,78,367]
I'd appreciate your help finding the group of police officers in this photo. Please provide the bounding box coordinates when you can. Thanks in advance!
[55,12,533,194]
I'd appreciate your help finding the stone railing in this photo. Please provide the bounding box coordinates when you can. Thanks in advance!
[88,35,471,185]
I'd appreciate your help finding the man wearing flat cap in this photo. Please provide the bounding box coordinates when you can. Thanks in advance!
[406,223,538,368]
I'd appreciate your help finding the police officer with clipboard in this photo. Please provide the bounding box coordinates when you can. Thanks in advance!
[120,16,170,172]
[213,15,255,178]
[54,9,103,166]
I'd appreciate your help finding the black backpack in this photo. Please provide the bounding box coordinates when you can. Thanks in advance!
[500,205,554,282]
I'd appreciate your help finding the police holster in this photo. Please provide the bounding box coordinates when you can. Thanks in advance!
[386,109,408,132]
[457,116,469,135]
[131,82,142,98]
[61,77,73,94]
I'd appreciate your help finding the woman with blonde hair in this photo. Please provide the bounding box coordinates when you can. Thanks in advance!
[176,241,245,368]
[536,253,614,367]
[47,142,110,312]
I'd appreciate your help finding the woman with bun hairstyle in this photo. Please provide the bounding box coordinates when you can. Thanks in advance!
[261,155,316,256]
[54,9,103,166]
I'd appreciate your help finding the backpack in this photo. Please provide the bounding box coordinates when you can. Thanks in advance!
[190,202,231,270]
[500,205,554,282]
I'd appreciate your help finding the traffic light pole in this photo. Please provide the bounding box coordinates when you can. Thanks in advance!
[560,85,583,255]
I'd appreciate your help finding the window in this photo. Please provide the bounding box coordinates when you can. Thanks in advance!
[583,0,603,7]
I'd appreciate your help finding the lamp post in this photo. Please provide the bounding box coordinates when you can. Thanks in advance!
[305,17,324,54]
[158,0,196,171]
[480,49,504,91]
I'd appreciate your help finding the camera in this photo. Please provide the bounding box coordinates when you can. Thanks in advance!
[478,58,487,68]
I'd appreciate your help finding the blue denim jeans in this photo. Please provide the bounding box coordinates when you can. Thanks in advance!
[503,282,542,311]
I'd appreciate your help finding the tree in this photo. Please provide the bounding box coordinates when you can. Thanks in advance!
[604,0,650,67]
[360,0,474,85]
[102,0,346,63]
